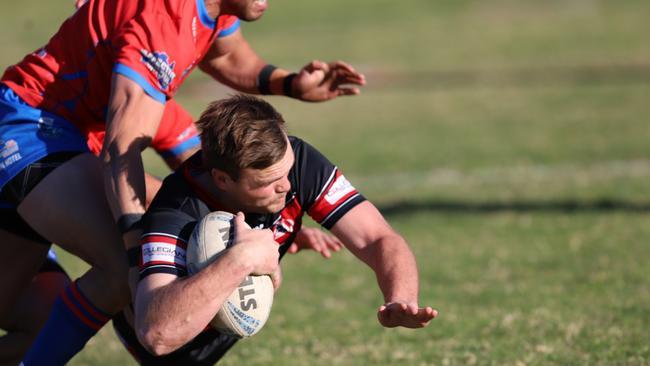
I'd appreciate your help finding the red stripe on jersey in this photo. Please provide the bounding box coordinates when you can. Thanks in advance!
[308,170,359,223]
[272,198,303,246]
[144,260,187,269]
[141,234,188,249]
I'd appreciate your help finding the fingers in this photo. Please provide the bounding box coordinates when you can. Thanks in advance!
[322,234,343,256]
[328,61,366,85]
[302,60,330,74]
[287,243,299,254]
[232,212,247,240]
[291,228,344,258]
[377,302,439,328]
[301,60,365,86]
[269,268,282,291]
[335,87,361,97]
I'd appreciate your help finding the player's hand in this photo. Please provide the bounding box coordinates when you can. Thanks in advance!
[292,60,366,102]
[377,302,438,329]
[231,212,280,276]
[288,227,343,258]
[269,266,282,292]
[75,0,88,9]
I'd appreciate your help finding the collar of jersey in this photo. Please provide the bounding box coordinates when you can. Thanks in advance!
[182,158,225,211]
[196,0,216,29]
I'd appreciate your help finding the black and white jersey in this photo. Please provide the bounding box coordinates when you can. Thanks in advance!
[139,136,366,279]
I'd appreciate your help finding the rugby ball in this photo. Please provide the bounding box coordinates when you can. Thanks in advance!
[186,211,274,338]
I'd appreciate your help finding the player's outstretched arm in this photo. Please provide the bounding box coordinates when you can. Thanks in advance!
[330,201,437,329]
[198,30,365,101]
[135,213,280,355]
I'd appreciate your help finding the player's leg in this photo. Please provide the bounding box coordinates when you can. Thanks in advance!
[0,221,49,325]
[0,249,71,365]
[18,153,131,365]
[0,230,49,366]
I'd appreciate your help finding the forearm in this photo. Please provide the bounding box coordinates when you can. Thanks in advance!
[199,38,291,95]
[101,144,147,250]
[102,73,164,247]
[135,251,252,355]
[144,172,162,208]
[356,234,420,304]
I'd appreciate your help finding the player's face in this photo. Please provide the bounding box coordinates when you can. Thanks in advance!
[220,0,268,21]
[228,144,294,214]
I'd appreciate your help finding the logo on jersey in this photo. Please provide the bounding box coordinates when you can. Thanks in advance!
[192,17,198,43]
[272,217,295,239]
[141,235,187,269]
[325,175,355,204]
[37,117,63,138]
[0,139,22,170]
[176,124,197,142]
[140,50,176,91]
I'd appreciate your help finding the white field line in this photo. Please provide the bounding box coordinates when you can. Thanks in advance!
[351,159,650,190]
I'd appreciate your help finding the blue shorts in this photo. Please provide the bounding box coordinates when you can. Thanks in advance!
[0,84,89,195]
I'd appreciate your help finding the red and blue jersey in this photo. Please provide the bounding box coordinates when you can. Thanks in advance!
[1,0,239,142]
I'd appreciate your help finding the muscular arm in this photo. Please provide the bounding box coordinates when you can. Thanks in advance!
[199,30,365,101]
[198,29,287,94]
[135,214,279,355]
[330,201,436,328]
[100,74,165,248]
[135,251,252,355]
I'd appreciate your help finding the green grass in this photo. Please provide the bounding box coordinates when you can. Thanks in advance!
[2,0,650,365]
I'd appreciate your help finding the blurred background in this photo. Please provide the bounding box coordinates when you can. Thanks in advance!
[1,0,649,365]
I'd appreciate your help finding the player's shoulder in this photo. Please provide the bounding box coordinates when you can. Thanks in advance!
[150,155,203,214]
[289,135,332,169]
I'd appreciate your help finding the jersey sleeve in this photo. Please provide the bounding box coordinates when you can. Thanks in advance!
[112,12,182,104]
[150,99,200,159]
[291,137,366,229]
[216,15,240,38]
[139,208,196,279]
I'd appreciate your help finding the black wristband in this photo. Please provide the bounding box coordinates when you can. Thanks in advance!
[117,214,143,234]
[127,246,141,268]
[257,64,277,95]
[283,73,297,97]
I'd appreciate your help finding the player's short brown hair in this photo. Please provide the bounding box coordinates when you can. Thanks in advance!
[196,95,287,180]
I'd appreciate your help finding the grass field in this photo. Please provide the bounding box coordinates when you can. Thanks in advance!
[1,0,649,365]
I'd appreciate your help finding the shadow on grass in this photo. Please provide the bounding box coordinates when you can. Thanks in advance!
[377,198,650,217]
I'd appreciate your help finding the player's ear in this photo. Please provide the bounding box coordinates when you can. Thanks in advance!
[211,168,231,190]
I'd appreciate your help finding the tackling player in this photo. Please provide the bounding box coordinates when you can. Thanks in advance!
[0,0,365,364]
[132,95,437,363]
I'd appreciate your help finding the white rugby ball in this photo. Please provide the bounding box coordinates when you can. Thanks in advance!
[186,211,274,338]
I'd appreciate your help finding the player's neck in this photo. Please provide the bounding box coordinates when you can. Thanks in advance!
[204,0,220,20]
[196,171,238,213]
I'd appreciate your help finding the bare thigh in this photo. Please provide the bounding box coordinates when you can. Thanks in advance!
[17,153,129,311]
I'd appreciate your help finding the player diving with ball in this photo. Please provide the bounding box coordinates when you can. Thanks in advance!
[132,95,437,364]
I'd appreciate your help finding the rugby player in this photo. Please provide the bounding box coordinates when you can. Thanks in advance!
[0,229,341,365]
[132,95,437,363]
[0,0,365,364]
